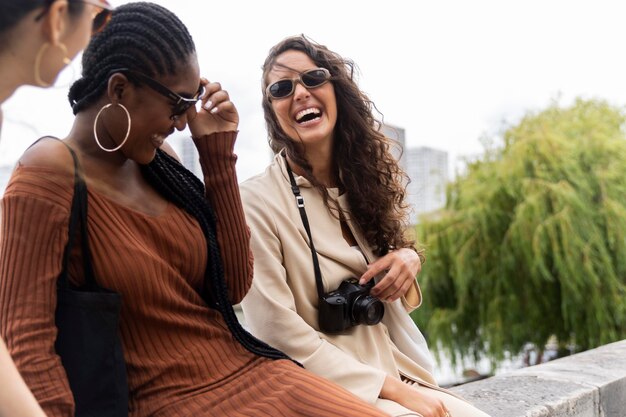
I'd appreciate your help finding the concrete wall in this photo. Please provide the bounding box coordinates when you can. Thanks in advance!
[449,340,626,417]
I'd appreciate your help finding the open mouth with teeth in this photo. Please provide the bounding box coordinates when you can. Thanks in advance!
[295,107,322,125]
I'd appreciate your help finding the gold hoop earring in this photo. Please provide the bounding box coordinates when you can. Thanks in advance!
[34,42,71,87]
[93,103,132,152]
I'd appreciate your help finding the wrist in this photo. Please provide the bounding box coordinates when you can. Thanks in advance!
[380,375,406,401]
[404,246,426,265]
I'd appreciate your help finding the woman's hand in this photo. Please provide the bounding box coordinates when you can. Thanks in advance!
[187,78,239,137]
[359,248,422,302]
[380,376,449,417]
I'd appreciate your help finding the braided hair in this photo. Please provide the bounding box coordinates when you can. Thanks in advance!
[68,2,195,114]
[142,151,297,363]
[69,2,296,364]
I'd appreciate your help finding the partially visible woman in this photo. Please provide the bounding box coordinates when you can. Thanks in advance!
[240,35,491,417]
[0,1,111,417]
[0,0,112,118]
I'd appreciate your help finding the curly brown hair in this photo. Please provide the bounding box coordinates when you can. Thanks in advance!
[261,34,414,256]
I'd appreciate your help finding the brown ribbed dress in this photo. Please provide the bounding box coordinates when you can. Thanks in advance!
[0,133,387,417]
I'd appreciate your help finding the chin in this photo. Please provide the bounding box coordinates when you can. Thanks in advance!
[134,150,158,166]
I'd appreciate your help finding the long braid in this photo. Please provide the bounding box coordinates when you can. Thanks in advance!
[142,150,299,364]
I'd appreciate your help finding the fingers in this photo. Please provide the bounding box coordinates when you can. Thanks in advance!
[423,398,448,417]
[363,249,421,302]
[371,263,413,302]
[380,273,414,302]
[359,256,392,285]
[187,77,239,135]
[200,81,229,114]
[435,399,448,417]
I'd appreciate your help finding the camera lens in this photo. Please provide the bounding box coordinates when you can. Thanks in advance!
[352,295,384,326]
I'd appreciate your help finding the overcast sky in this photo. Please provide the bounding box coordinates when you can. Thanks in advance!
[2,0,626,183]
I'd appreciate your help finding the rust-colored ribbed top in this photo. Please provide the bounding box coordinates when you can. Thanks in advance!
[0,133,386,417]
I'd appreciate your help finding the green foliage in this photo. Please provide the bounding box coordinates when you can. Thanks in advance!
[414,98,626,366]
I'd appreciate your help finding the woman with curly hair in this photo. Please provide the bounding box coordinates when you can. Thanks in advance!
[240,35,490,417]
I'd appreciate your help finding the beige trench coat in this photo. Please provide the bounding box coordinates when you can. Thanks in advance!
[240,154,485,416]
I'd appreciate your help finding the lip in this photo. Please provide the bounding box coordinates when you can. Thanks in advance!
[150,129,175,148]
[150,133,166,148]
[292,106,324,126]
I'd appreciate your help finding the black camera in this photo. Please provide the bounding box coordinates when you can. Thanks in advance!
[318,278,385,333]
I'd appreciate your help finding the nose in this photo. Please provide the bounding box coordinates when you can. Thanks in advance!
[292,81,310,100]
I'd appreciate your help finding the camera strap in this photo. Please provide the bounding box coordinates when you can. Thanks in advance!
[283,154,326,301]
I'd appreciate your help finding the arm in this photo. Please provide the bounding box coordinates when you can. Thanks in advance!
[0,339,47,417]
[240,186,387,404]
[192,132,252,303]
[0,166,76,416]
[381,376,449,417]
[184,79,251,303]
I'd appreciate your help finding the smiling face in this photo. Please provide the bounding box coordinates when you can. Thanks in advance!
[115,57,201,164]
[266,50,338,154]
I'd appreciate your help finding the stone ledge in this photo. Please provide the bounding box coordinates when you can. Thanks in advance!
[449,340,626,417]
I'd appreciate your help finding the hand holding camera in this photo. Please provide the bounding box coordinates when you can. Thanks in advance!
[359,248,422,302]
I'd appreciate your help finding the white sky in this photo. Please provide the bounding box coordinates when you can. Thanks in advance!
[2,0,626,183]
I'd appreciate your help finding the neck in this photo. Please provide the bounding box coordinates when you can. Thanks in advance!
[66,108,129,168]
[0,52,31,104]
[287,143,337,188]
[0,19,47,103]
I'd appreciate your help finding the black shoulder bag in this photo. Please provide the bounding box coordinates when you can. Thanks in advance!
[55,142,129,417]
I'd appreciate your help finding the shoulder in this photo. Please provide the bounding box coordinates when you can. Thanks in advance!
[240,168,282,210]
[240,170,273,212]
[4,138,75,207]
[18,137,75,174]
[240,159,284,198]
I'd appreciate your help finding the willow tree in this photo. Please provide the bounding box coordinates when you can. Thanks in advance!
[414,98,626,365]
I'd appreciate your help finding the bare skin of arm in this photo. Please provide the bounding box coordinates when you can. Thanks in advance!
[380,375,449,417]
[0,339,46,417]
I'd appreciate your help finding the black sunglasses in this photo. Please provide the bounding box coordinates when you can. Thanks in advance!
[112,68,205,120]
[35,0,114,34]
[266,68,331,100]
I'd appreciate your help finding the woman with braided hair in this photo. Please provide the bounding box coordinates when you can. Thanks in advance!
[0,3,388,417]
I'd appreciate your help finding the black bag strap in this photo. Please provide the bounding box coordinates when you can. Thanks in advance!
[56,141,98,291]
[283,154,326,300]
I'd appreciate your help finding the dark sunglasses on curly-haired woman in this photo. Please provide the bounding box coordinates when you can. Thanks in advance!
[35,0,114,34]
[266,68,331,100]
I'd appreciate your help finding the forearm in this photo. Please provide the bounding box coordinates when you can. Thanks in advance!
[0,340,46,417]
[193,131,252,302]
[379,375,407,402]
[380,375,449,417]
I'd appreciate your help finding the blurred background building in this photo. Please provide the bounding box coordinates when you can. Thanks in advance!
[383,123,448,223]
